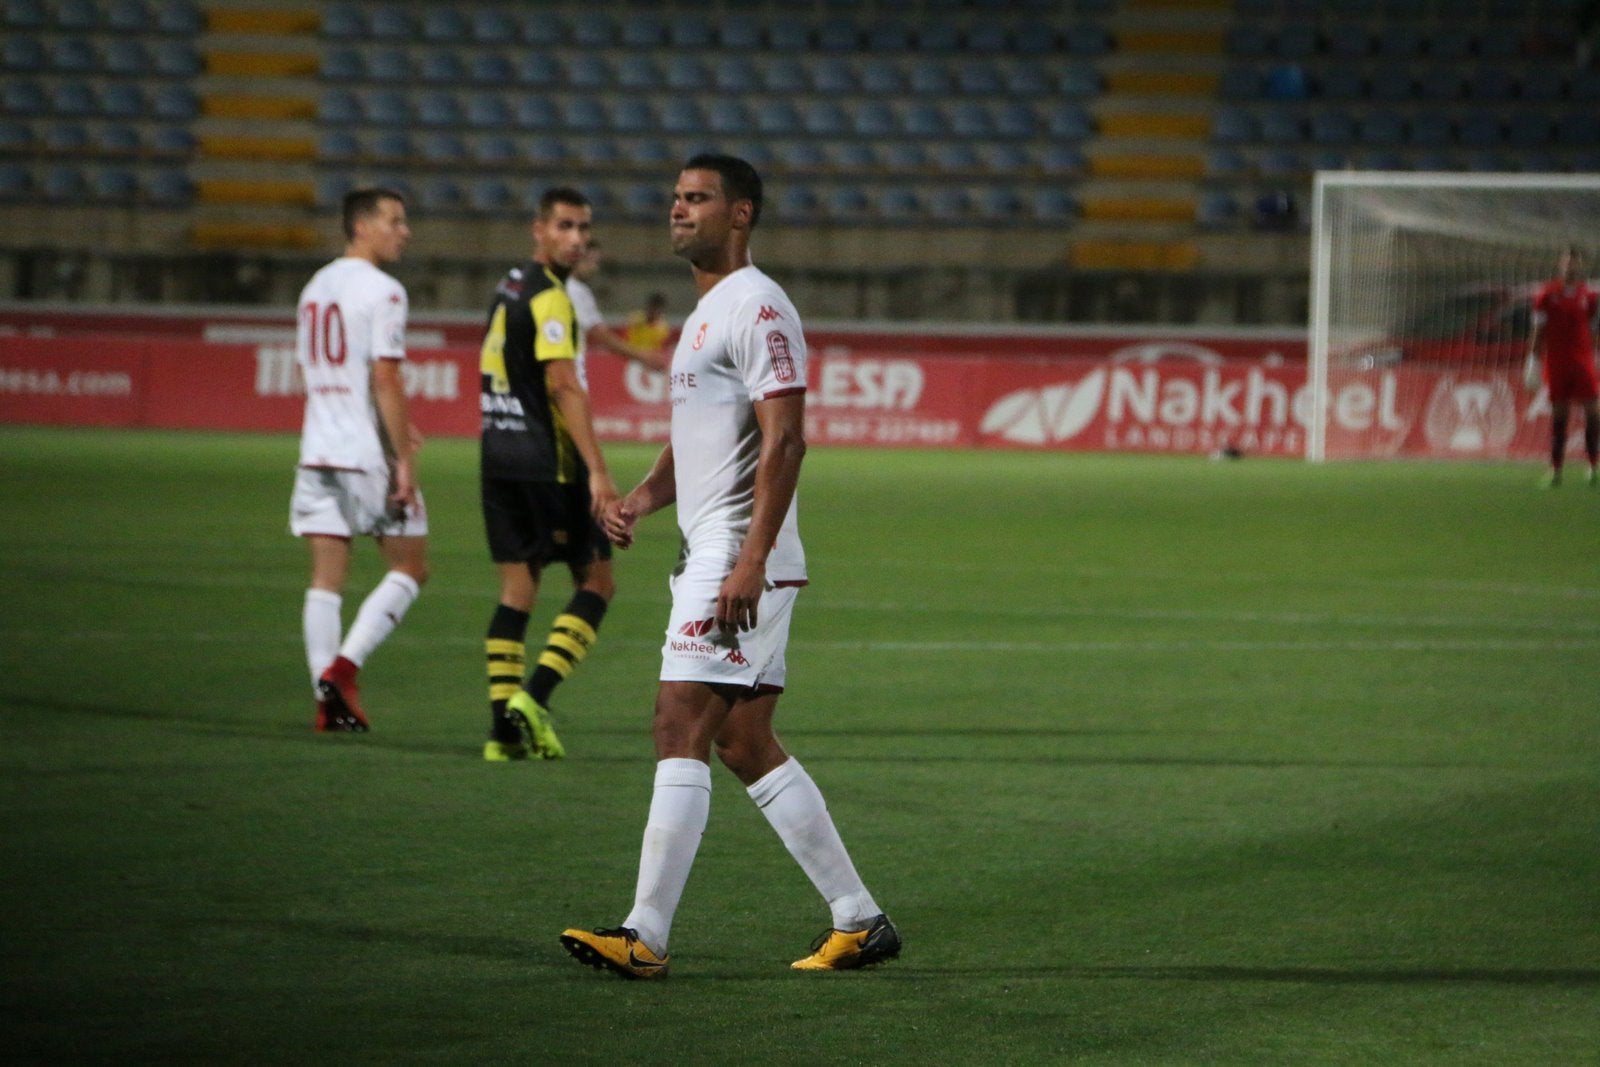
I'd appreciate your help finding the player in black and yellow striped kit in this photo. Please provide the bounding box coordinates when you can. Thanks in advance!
[479,187,620,760]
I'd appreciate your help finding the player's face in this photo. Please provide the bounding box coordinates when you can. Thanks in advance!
[361,198,410,265]
[533,203,592,270]
[669,168,748,261]
[1559,250,1583,281]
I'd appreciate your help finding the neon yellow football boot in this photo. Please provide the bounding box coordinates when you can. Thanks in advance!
[507,690,565,760]
[559,927,669,979]
[791,914,901,971]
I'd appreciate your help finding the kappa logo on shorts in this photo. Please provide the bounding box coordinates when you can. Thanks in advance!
[678,617,716,637]
[723,649,749,666]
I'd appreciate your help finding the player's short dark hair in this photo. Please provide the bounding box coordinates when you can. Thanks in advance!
[537,186,590,219]
[342,186,405,240]
[682,153,763,228]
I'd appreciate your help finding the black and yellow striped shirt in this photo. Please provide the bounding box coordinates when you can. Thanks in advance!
[479,261,582,483]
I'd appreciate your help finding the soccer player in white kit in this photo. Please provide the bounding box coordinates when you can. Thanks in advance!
[289,187,429,732]
[561,155,898,977]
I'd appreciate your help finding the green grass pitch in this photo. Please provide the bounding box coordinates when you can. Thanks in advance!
[2,425,1597,1064]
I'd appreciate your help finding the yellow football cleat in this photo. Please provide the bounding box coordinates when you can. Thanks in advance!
[559,927,669,979]
[482,739,529,762]
[507,690,565,760]
[791,914,902,971]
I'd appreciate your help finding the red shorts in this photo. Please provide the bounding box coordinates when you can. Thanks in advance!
[1547,357,1600,406]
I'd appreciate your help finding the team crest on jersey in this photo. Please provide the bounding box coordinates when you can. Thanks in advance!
[543,319,566,344]
[756,305,783,323]
[766,330,797,383]
[678,617,716,637]
[692,322,708,350]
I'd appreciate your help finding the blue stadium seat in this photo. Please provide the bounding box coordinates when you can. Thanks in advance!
[96,123,140,153]
[566,54,609,91]
[879,187,921,221]
[420,131,467,164]
[362,90,409,126]
[1064,22,1112,56]
[1258,147,1304,176]
[768,17,810,50]
[1263,63,1309,100]
[563,97,606,133]
[1043,103,1094,140]
[1058,65,1102,99]
[658,99,701,134]
[932,141,981,172]
[0,162,31,200]
[617,55,662,90]
[812,57,856,93]
[719,15,761,50]
[1005,61,1051,96]
[707,99,753,135]
[860,58,904,95]
[627,138,675,166]
[1417,69,1463,102]
[517,11,563,47]
[1358,110,1405,144]
[830,141,877,169]
[827,185,871,221]
[50,81,96,116]
[801,101,848,136]
[318,129,360,159]
[321,4,362,38]
[419,50,466,84]
[882,142,929,170]
[368,5,411,40]
[668,14,715,48]
[152,41,199,77]
[865,21,913,51]
[762,57,808,93]
[907,58,953,95]
[665,55,706,91]
[55,0,96,30]
[1196,191,1240,228]
[727,140,774,167]
[1029,188,1077,223]
[468,52,512,85]
[570,12,614,47]
[369,130,411,161]
[515,53,559,88]
[966,22,1008,53]
[105,0,150,32]
[756,100,801,136]
[50,37,97,73]
[902,102,947,138]
[1204,146,1249,177]
[575,138,622,166]
[1317,66,1365,100]
[1308,110,1355,143]
[319,89,359,123]
[956,60,1003,95]
[1518,67,1566,103]
[321,47,362,81]
[474,134,516,165]
[44,122,88,150]
[611,99,652,134]
[470,178,513,212]
[417,92,464,127]
[154,0,200,34]
[4,35,45,72]
[948,100,993,138]
[101,83,143,119]
[525,136,565,165]
[146,168,193,205]
[149,126,193,154]
[1457,113,1503,147]
[995,101,1037,139]
[41,163,87,201]
[619,11,665,47]
[816,16,859,51]
[420,177,465,212]
[1036,143,1085,174]
[775,141,826,170]
[1408,112,1453,146]
[714,56,759,92]
[470,9,515,43]
[851,100,896,137]
[973,141,1027,174]
[365,48,408,82]
[92,167,137,202]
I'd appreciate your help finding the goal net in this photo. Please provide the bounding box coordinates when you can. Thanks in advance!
[1308,172,1600,461]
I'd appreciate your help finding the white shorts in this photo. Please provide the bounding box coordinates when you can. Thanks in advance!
[660,552,800,692]
[289,466,428,540]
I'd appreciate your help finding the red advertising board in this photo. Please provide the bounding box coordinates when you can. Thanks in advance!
[0,325,1558,461]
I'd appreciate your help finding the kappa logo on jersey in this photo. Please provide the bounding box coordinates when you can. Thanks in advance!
[755,305,784,323]
[692,322,708,350]
[678,617,717,637]
[723,649,749,666]
[766,330,797,384]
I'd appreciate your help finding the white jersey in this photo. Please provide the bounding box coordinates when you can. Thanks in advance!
[295,257,408,472]
[669,265,806,582]
[566,274,602,389]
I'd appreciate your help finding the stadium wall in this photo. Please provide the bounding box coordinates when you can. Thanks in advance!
[0,306,1554,460]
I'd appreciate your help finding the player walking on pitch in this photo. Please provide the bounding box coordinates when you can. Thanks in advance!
[560,155,899,977]
[290,187,428,732]
[1525,245,1600,487]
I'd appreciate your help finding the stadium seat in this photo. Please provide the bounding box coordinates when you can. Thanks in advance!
[1273,24,1318,60]
[517,11,563,47]
[611,98,653,134]
[617,55,662,90]
[49,38,97,74]
[756,100,801,136]
[1427,26,1474,61]
[707,99,753,135]
[882,142,929,170]
[816,16,860,51]
[50,81,97,117]
[995,101,1037,139]
[1417,69,1463,102]
[366,49,408,82]
[762,57,808,94]
[93,167,138,202]
[1196,191,1239,228]
[1005,61,1052,97]
[801,100,848,136]
[575,138,622,166]
[1518,67,1566,103]
[1457,113,1503,147]
[774,183,819,220]
[852,100,897,137]
[976,185,1024,221]
[627,138,675,166]
[1374,25,1425,58]
[949,100,994,138]
[54,0,96,30]
[830,141,877,169]
[668,14,715,48]
[1043,104,1094,140]
[915,20,960,52]
[563,96,607,133]
[525,135,565,165]
[1258,147,1304,175]
[419,50,466,85]
[369,130,411,162]
[718,15,761,50]
[1505,113,1552,148]
[1036,143,1086,174]
[658,99,701,134]
[1220,65,1260,99]
[474,134,516,165]
[1308,110,1356,144]
[907,59,953,95]
[566,54,609,91]
[362,90,409,126]
[1227,25,1272,59]
[932,141,981,172]
[1012,23,1057,55]
[1408,112,1454,146]
[1368,68,1414,102]
[467,52,513,85]
[313,173,352,207]
[1357,111,1406,145]
[3,35,45,72]
[1466,67,1517,102]
[420,177,465,212]
[368,5,411,41]
[1059,64,1103,98]
[623,182,666,220]
[727,140,773,167]
[619,11,664,47]
[0,162,31,200]
[151,41,200,78]
[100,83,144,119]
[97,123,140,153]
[321,4,362,38]
[1354,149,1405,171]
[865,20,912,51]
[860,59,905,95]
[1569,70,1600,102]
[1263,63,1309,101]
[878,186,920,221]
[714,56,759,92]
[420,7,467,42]
[812,57,856,93]
[1324,25,1370,59]
[903,102,948,138]
[664,55,705,91]
[44,123,88,151]
[957,60,1003,94]
[775,141,825,170]
[1029,187,1077,222]
[826,185,871,221]
[41,163,87,201]
[318,128,359,160]
[1412,149,1455,171]
[1557,111,1600,144]
[420,131,467,164]
[154,0,200,34]
[470,9,514,43]
[515,53,559,88]
[319,89,360,124]
[149,126,194,154]
[1462,150,1510,172]
[469,178,512,212]
[1317,67,1365,100]
[979,142,1030,173]
[321,47,362,81]
[1204,146,1249,177]
[1064,22,1112,56]
[768,17,809,50]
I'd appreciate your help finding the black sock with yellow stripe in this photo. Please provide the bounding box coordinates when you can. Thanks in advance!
[486,604,530,741]
[527,590,608,706]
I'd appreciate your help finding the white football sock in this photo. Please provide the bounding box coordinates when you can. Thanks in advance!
[748,758,880,932]
[623,758,711,955]
[338,571,419,668]
[303,589,342,690]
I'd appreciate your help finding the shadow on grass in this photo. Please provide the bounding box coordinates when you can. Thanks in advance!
[883,964,1600,988]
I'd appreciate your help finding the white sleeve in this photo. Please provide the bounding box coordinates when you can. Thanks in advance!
[566,278,603,335]
[370,280,408,359]
[731,293,807,400]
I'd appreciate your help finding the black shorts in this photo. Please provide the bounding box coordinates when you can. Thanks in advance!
[481,477,612,569]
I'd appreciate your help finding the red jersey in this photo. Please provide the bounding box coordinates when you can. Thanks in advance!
[1533,280,1598,371]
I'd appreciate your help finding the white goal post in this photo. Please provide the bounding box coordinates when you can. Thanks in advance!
[1308,172,1600,461]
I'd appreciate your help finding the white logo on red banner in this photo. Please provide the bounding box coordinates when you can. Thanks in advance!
[1423,377,1517,453]
[981,371,1107,444]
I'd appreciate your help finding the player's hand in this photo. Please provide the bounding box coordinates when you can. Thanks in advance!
[601,497,638,549]
[589,470,620,525]
[406,422,425,454]
[716,558,766,633]
[389,457,418,511]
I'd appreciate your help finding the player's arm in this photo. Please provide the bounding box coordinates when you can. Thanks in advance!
[1525,305,1547,389]
[586,322,670,372]
[603,443,676,549]
[544,358,618,520]
[719,391,806,633]
[371,358,418,508]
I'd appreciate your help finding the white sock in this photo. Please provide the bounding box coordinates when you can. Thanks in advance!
[338,571,419,668]
[303,589,342,691]
[748,758,879,932]
[623,758,711,955]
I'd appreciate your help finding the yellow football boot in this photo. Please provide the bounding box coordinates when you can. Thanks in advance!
[791,914,901,971]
